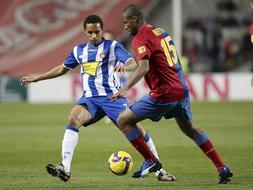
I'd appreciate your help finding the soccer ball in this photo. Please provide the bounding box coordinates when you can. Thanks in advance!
[108,151,133,175]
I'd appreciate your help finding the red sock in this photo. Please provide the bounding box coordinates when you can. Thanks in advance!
[199,140,224,172]
[130,136,158,162]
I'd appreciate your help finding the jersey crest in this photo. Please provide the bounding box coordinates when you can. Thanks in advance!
[138,46,146,54]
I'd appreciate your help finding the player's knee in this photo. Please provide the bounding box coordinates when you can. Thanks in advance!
[117,116,124,129]
[177,119,193,137]
[117,112,128,129]
[68,115,79,128]
[68,113,92,128]
[182,124,199,139]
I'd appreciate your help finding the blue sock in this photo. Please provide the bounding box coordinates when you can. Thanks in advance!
[66,124,79,133]
[194,132,208,146]
[125,127,141,141]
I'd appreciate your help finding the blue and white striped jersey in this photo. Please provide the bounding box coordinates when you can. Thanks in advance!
[64,39,132,97]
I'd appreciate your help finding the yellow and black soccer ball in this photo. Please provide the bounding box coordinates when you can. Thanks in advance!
[108,151,133,175]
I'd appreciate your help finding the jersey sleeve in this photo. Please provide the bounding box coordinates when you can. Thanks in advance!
[114,42,132,65]
[132,39,151,61]
[64,46,79,69]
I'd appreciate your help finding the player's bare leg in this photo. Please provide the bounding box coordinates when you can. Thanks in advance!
[46,105,92,182]
[175,119,232,184]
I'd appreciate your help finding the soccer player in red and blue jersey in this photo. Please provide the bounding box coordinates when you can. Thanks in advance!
[110,4,233,184]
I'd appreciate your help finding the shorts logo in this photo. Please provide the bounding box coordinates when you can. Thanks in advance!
[138,46,146,54]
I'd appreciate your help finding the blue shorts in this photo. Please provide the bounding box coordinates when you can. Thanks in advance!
[76,96,128,127]
[129,95,192,122]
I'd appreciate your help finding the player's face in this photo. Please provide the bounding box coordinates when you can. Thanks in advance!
[122,15,138,36]
[84,23,103,45]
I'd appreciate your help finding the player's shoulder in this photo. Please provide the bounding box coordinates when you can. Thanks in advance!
[70,42,88,52]
[139,24,156,36]
[107,39,126,49]
[102,39,121,48]
[76,42,88,48]
[133,24,159,42]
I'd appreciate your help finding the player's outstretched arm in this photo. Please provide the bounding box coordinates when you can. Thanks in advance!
[123,59,149,90]
[20,64,70,86]
[124,58,138,71]
[109,59,149,101]
[114,58,138,73]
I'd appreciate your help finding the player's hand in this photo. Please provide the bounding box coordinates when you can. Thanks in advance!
[20,75,39,87]
[108,90,127,101]
[114,65,125,73]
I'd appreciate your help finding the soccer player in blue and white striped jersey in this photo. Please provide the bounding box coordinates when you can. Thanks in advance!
[21,15,175,182]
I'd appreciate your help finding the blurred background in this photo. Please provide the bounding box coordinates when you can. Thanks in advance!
[0,0,252,102]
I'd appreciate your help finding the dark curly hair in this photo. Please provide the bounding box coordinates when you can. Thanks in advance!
[83,15,103,29]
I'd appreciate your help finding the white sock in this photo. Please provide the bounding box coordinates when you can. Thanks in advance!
[144,133,160,160]
[61,128,79,173]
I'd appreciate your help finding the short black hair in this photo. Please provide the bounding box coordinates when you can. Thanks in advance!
[83,15,103,29]
[122,4,143,19]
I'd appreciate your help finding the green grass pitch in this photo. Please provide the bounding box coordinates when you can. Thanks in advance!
[0,101,253,190]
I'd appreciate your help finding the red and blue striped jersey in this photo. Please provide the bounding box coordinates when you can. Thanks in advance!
[132,24,188,102]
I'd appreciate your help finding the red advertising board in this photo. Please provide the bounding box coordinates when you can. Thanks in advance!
[0,0,153,76]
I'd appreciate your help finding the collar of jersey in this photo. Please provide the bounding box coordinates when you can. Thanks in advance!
[87,38,104,48]
[137,23,152,35]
